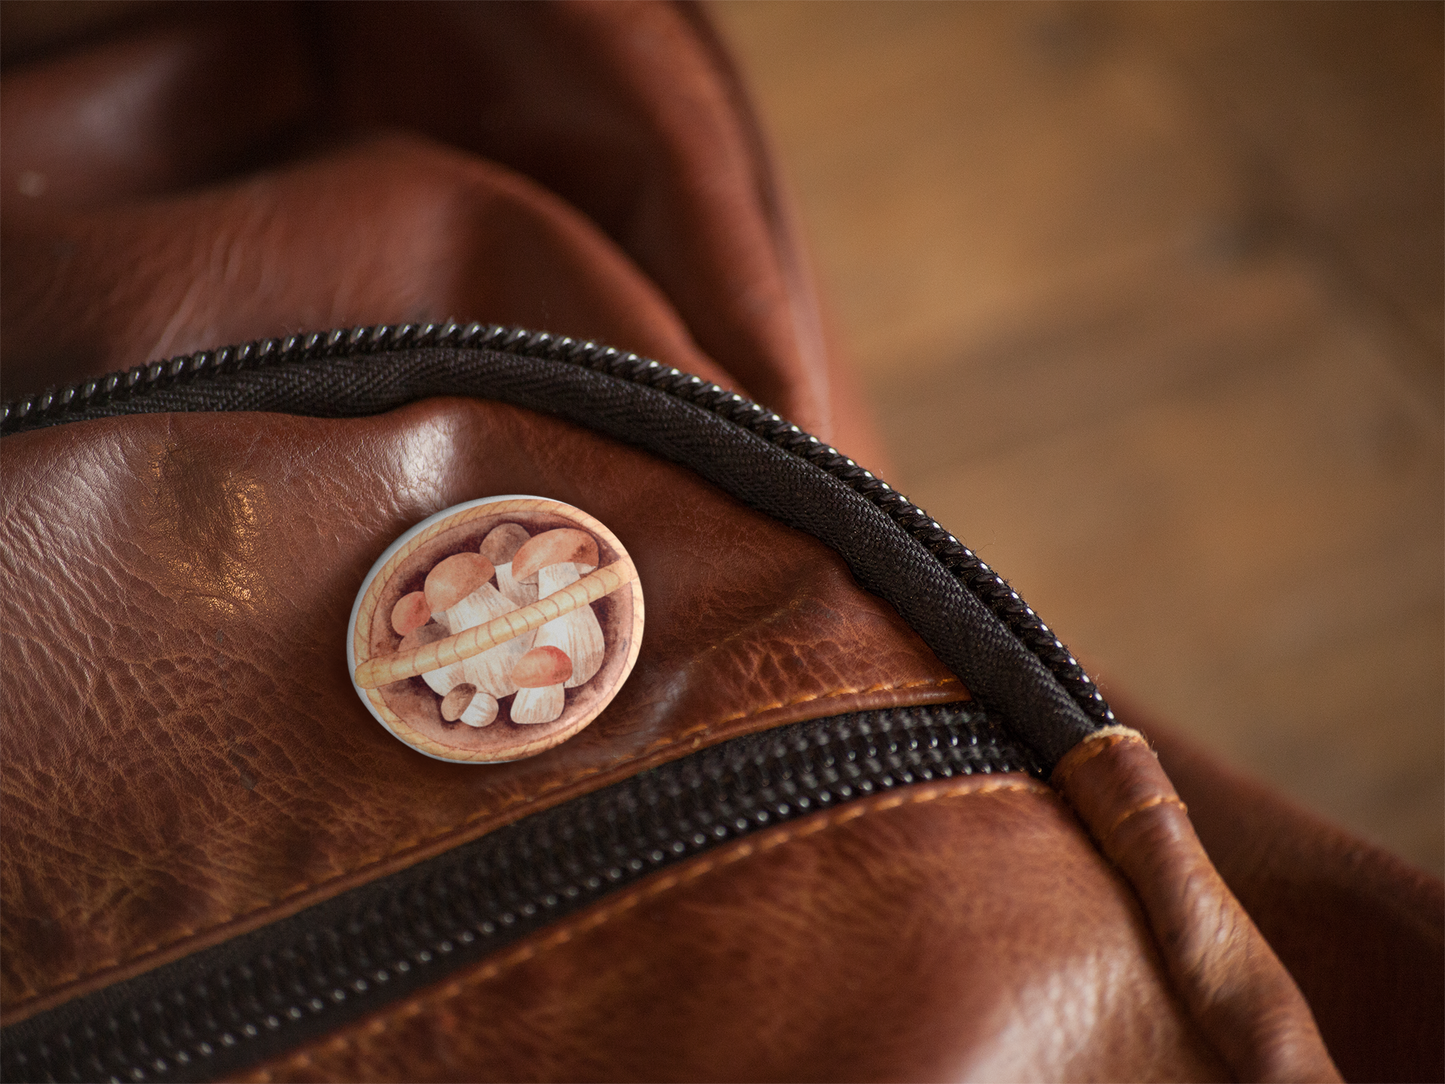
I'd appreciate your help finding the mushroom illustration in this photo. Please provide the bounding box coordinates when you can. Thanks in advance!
[511,528,605,689]
[397,621,467,697]
[440,683,500,728]
[480,523,538,608]
[509,645,573,725]
[390,591,431,637]
[423,552,532,697]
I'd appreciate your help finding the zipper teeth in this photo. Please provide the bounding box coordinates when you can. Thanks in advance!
[0,321,1112,725]
[3,705,1038,1084]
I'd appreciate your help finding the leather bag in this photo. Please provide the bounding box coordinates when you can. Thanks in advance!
[2,4,1440,1081]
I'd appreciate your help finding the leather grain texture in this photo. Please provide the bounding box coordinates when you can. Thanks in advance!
[0,401,959,1024]
[232,778,1229,1084]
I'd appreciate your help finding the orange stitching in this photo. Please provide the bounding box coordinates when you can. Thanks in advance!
[1049,725,1148,788]
[10,676,963,1010]
[240,777,1048,1082]
[1100,793,1188,841]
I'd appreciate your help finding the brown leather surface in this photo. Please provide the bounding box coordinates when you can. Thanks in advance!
[1,3,1430,1081]
[1141,717,1445,1084]
[0,402,960,1024]
[0,0,884,470]
[232,778,1229,1084]
[1052,728,1340,1083]
[0,0,903,1021]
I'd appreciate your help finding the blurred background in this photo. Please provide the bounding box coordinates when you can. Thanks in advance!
[711,1,1443,873]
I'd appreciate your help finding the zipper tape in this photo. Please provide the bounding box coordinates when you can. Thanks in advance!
[0,323,1112,769]
[1,705,1039,1084]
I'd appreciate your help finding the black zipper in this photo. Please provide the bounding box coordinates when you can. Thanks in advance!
[1,704,1039,1084]
[0,322,1113,757]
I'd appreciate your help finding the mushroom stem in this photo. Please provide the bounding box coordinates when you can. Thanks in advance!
[438,584,513,634]
[460,692,500,727]
[441,585,532,698]
[494,562,539,608]
[511,683,564,725]
[482,524,539,608]
[533,563,604,688]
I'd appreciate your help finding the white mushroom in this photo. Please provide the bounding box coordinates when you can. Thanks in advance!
[480,523,539,608]
[425,553,508,630]
[511,529,604,689]
[440,684,500,728]
[461,695,500,727]
[423,552,532,698]
[509,645,573,725]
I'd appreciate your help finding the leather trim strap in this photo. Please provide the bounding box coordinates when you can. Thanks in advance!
[1052,727,1341,1082]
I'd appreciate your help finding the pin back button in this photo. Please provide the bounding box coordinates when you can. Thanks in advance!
[347,496,644,763]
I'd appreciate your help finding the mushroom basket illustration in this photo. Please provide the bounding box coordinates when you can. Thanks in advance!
[348,497,644,763]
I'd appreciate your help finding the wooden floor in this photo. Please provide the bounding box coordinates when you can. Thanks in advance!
[711,1,1443,873]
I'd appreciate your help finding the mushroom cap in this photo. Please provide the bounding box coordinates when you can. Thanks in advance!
[480,523,532,565]
[512,529,599,583]
[424,552,495,613]
[396,620,448,654]
[440,684,478,722]
[390,591,432,637]
[511,645,573,688]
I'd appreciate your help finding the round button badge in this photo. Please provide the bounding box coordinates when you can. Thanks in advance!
[348,496,643,763]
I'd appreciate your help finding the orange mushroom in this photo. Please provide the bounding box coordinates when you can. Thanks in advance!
[511,529,604,689]
[509,645,573,725]
[390,591,431,637]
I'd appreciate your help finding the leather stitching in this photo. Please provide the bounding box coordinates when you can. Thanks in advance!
[238,776,1051,1082]
[1100,793,1188,842]
[7,676,963,1011]
[1049,725,1148,788]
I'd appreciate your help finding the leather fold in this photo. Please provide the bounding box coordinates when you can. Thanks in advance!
[1052,726,1341,1082]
